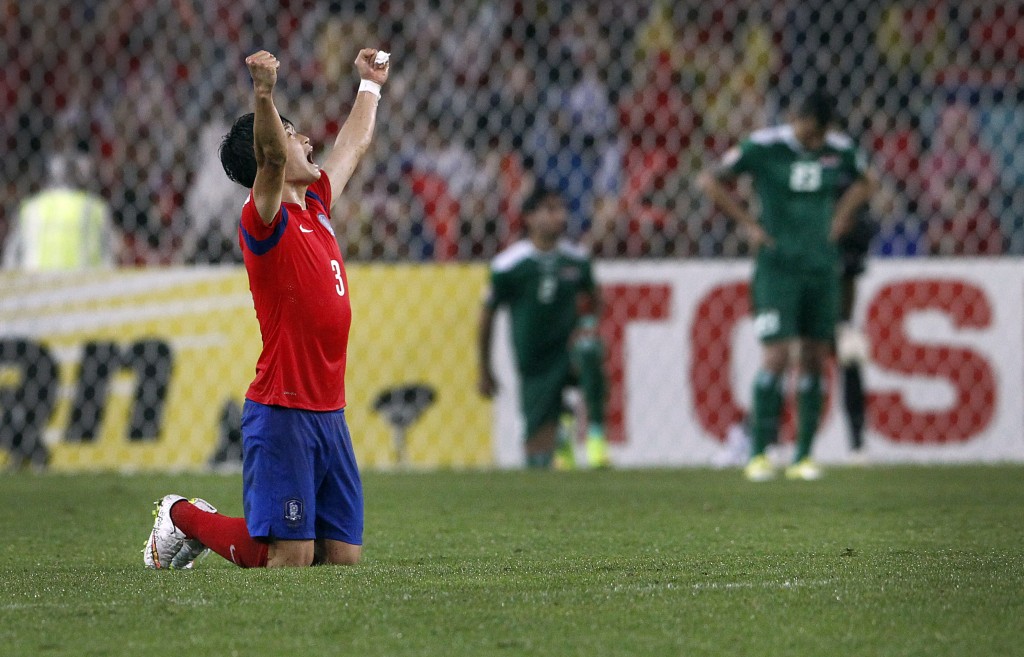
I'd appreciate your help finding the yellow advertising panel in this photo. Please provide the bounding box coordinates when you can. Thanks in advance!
[0,265,491,472]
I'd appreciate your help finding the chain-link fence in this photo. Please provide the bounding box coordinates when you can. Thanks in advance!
[3,0,1021,264]
[2,1,1023,470]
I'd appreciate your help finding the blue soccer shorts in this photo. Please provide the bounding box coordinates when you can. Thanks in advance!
[240,400,363,544]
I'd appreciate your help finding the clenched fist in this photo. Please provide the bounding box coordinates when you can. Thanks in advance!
[354,48,390,85]
[246,50,279,93]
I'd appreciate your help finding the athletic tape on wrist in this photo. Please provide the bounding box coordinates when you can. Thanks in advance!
[358,79,381,98]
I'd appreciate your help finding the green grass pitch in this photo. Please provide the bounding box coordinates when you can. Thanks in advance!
[1,466,1021,656]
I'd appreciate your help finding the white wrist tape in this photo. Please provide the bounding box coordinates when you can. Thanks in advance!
[359,79,381,98]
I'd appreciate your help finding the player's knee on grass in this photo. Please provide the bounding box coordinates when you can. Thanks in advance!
[315,539,361,565]
[267,539,315,567]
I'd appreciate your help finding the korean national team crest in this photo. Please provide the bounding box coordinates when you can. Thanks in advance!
[284,498,304,525]
[317,213,335,236]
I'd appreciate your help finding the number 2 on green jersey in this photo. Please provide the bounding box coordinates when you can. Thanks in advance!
[789,162,822,192]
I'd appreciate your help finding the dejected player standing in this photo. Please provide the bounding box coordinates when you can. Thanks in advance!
[478,186,611,470]
[697,90,877,482]
[141,47,389,568]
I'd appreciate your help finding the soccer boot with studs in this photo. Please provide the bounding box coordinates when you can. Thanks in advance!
[142,494,217,569]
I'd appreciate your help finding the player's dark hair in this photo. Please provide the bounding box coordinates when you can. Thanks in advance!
[219,112,292,188]
[795,90,836,129]
[521,184,562,216]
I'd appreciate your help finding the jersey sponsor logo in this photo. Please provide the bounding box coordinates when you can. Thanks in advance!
[284,498,304,524]
[318,213,335,236]
[300,225,314,233]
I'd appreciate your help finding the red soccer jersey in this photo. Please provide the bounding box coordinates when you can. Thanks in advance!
[239,173,351,410]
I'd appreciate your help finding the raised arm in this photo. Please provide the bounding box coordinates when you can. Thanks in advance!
[247,51,288,226]
[321,48,391,210]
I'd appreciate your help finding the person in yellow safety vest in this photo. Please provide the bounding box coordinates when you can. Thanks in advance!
[3,152,115,271]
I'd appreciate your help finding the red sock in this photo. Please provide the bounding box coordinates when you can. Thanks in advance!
[170,500,268,568]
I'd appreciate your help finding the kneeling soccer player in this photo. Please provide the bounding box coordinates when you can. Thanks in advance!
[142,46,388,569]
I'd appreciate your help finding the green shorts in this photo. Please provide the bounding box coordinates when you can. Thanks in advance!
[750,264,839,343]
[519,354,571,440]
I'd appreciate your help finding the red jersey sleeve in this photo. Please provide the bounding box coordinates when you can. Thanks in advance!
[239,190,284,241]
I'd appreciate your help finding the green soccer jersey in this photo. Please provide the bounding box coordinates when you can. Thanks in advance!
[486,239,595,376]
[722,124,868,272]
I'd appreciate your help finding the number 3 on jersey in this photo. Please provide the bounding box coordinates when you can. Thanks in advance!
[330,259,346,296]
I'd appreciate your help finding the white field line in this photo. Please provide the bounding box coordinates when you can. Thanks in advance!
[1,579,835,611]
[1,597,212,611]
[609,578,836,594]
[689,578,834,592]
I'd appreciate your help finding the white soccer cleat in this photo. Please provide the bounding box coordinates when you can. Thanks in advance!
[142,495,217,569]
[169,497,217,569]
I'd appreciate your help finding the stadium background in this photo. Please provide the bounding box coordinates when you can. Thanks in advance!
[2,1,1023,470]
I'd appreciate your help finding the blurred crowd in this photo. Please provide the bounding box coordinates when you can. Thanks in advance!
[2,0,1022,266]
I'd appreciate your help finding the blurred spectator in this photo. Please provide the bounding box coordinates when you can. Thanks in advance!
[182,118,246,264]
[5,0,1024,263]
[919,102,1002,255]
[402,118,481,260]
[979,101,1024,253]
[872,181,927,257]
[877,2,950,80]
[869,111,924,190]
[527,59,614,237]
[615,51,693,254]
[920,102,998,206]
[926,179,1003,256]
[3,151,116,271]
[482,59,544,154]
[938,2,1022,88]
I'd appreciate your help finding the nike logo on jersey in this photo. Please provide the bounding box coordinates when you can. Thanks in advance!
[300,225,314,233]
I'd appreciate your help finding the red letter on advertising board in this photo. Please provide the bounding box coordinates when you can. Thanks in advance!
[690,282,750,441]
[599,284,672,443]
[866,280,995,443]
